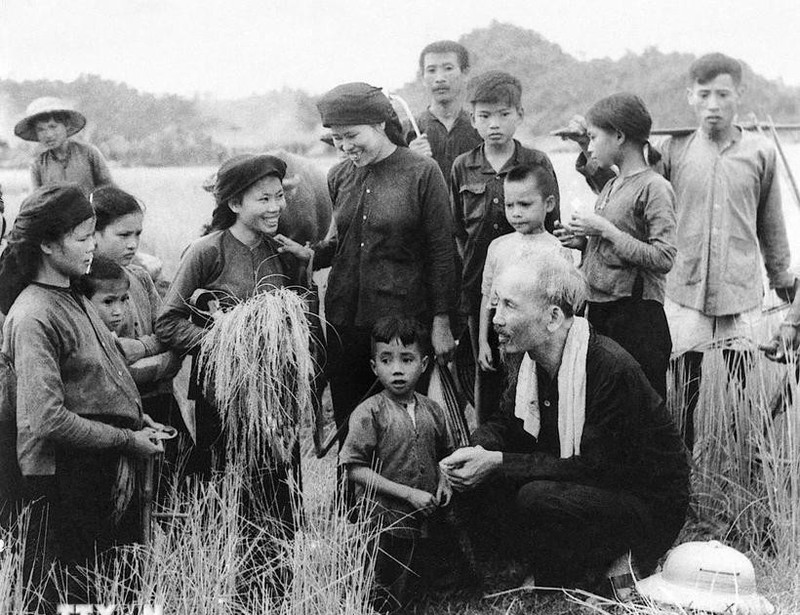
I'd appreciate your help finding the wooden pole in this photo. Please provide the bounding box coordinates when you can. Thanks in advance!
[766,115,800,212]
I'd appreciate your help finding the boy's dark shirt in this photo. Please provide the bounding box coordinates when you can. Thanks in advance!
[451,140,561,314]
[471,330,690,517]
[408,109,483,180]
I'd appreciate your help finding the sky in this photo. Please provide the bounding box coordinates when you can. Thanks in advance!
[2,0,800,99]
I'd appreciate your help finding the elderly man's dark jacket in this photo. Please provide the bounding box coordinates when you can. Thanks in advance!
[472,329,690,517]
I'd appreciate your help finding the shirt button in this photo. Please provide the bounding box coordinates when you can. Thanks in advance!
[366,189,371,194]
[362,215,367,220]
[543,400,551,407]
[493,198,499,204]
[360,242,364,248]
[493,223,499,230]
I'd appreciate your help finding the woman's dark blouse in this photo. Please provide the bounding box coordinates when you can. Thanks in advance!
[318,147,457,328]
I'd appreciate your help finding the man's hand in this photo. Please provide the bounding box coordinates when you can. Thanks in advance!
[561,115,590,152]
[439,446,502,491]
[760,323,799,363]
[408,134,433,158]
[405,487,438,516]
[431,314,455,365]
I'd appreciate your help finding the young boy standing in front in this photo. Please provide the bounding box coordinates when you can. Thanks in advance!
[339,316,453,612]
[451,71,561,422]
[478,165,572,373]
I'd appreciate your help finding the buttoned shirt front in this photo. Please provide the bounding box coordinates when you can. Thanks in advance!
[409,108,483,179]
[662,129,793,316]
[340,391,451,533]
[324,147,456,328]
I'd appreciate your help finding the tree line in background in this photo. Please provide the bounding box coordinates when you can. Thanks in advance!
[2,21,799,167]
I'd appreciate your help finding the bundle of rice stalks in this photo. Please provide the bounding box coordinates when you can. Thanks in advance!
[198,288,314,469]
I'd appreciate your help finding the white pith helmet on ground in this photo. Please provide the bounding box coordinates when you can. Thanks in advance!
[636,540,774,614]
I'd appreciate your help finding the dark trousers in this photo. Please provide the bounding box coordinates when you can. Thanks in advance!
[676,348,753,451]
[467,313,504,425]
[22,450,142,609]
[587,298,672,400]
[372,532,417,613]
[462,478,684,586]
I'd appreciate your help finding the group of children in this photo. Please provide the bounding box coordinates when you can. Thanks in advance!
[0,42,795,613]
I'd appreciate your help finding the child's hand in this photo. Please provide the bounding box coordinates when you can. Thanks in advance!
[568,211,615,238]
[553,220,587,250]
[436,473,453,508]
[116,337,146,364]
[477,340,495,372]
[405,487,438,516]
[408,134,433,158]
[274,234,314,261]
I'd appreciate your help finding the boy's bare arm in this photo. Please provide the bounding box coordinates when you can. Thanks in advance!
[347,464,438,515]
[477,294,495,372]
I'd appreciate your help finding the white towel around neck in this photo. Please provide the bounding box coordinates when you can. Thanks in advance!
[514,316,590,458]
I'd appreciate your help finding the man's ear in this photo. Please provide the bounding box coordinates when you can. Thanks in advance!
[546,305,565,332]
[370,358,378,377]
[40,240,55,256]
[517,106,525,120]
[420,354,430,373]
[544,195,556,213]
[227,198,242,214]
[686,87,694,106]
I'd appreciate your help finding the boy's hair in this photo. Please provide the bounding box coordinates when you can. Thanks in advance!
[689,53,743,86]
[33,111,70,127]
[75,256,129,299]
[418,40,470,72]
[468,71,522,108]
[371,316,431,358]
[505,164,558,201]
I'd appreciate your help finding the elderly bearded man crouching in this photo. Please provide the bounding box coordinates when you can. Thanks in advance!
[440,253,690,594]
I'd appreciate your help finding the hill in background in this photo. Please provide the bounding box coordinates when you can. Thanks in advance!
[2,21,799,166]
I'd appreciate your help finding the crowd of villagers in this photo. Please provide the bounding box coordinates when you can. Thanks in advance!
[0,38,798,613]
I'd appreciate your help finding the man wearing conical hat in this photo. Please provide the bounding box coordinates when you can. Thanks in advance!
[15,97,115,196]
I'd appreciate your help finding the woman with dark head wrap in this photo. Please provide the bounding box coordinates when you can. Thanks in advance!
[0,183,163,605]
[314,82,457,441]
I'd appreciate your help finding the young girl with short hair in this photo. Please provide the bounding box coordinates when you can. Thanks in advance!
[556,93,677,398]
[0,183,162,603]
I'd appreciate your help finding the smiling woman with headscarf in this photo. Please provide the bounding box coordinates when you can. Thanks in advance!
[313,82,457,441]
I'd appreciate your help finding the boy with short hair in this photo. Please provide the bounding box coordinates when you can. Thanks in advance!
[339,315,453,612]
[78,256,179,388]
[451,70,561,421]
[14,97,115,196]
[478,165,572,372]
[77,256,131,334]
[408,40,482,177]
